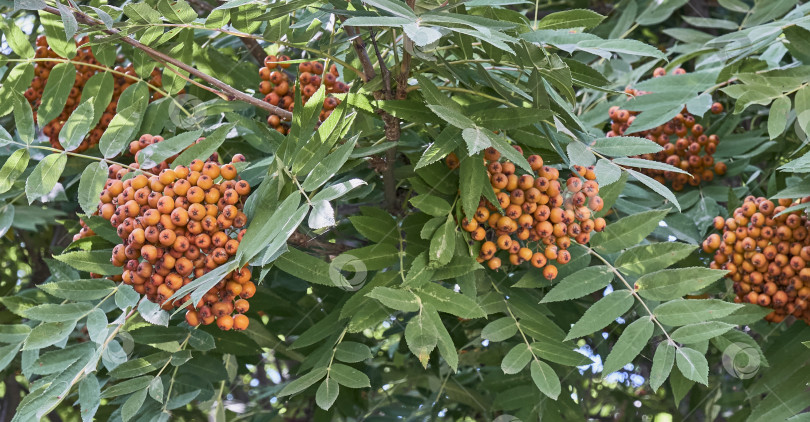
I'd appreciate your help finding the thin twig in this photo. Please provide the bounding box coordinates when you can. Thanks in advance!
[42,5,292,120]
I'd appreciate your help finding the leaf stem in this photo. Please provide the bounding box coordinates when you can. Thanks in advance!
[585,246,678,348]
[7,140,143,173]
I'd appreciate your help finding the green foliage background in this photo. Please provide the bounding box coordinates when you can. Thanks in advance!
[0,0,809,420]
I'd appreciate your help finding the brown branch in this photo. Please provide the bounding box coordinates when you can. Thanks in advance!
[342,24,376,82]
[43,5,291,120]
[396,0,415,100]
[368,31,402,212]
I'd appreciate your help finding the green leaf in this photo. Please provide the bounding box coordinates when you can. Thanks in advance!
[0,343,22,372]
[123,2,161,22]
[80,72,115,124]
[675,347,709,385]
[173,123,234,167]
[403,23,443,47]
[489,134,533,173]
[564,290,634,341]
[279,367,327,396]
[654,299,742,326]
[716,304,772,325]
[567,141,596,167]
[316,378,339,410]
[459,154,485,222]
[99,103,146,158]
[682,16,739,30]
[77,162,108,215]
[22,302,93,322]
[311,179,367,202]
[590,209,669,254]
[237,192,301,265]
[626,169,681,211]
[403,252,435,288]
[636,268,728,301]
[409,194,451,217]
[0,148,30,194]
[0,324,31,343]
[0,205,12,238]
[0,64,34,118]
[428,104,476,130]
[577,38,667,59]
[615,157,690,176]
[308,200,335,230]
[530,341,590,366]
[330,364,371,388]
[301,136,357,191]
[537,9,605,29]
[501,343,532,374]
[55,1,78,39]
[405,313,438,368]
[650,342,676,392]
[110,352,172,379]
[137,130,203,169]
[115,284,140,309]
[481,317,518,342]
[25,153,67,204]
[626,105,683,134]
[349,215,397,244]
[274,247,348,287]
[415,127,463,169]
[591,136,663,157]
[784,24,810,63]
[768,96,791,140]
[671,321,735,344]
[335,342,373,363]
[429,215,456,266]
[12,93,35,144]
[53,249,121,275]
[157,0,196,23]
[1,19,35,58]
[602,316,654,375]
[342,16,413,26]
[363,0,418,18]
[462,126,493,155]
[38,63,77,125]
[101,376,154,398]
[530,360,561,399]
[59,99,94,151]
[796,85,810,137]
[423,303,458,372]
[121,388,148,422]
[24,320,77,350]
[475,108,553,130]
[366,287,420,312]
[79,374,101,421]
[540,266,613,303]
[615,243,696,276]
[418,283,486,319]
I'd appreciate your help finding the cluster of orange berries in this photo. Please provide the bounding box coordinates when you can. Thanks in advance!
[127,134,219,175]
[24,36,164,152]
[606,67,726,191]
[457,147,607,280]
[702,196,810,324]
[77,139,255,331]
[259,56,349,134]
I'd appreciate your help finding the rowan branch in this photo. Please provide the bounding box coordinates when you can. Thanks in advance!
[342,24,376,82]
[42,5,291,120]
